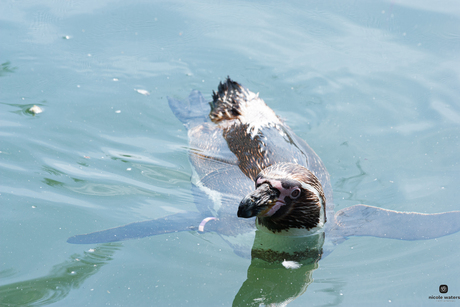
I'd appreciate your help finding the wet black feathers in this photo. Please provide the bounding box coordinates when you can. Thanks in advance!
[209,77,244,122]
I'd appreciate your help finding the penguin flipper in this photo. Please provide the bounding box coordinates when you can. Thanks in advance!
[333,204,460,240]
[67,211,205,244]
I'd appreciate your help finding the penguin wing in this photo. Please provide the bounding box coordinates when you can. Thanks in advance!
[67,211,206,244]
[332,204,460,240]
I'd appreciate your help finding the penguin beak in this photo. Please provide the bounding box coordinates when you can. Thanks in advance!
[237,183,279,218]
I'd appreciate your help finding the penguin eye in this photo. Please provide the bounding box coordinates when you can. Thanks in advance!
[290,188,300,199]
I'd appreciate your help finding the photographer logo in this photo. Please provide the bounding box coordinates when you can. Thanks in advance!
[440,285,448,294]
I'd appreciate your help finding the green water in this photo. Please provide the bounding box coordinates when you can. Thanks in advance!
[1,0,460,306]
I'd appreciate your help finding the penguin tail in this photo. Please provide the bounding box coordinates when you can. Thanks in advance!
[209,77,251,123]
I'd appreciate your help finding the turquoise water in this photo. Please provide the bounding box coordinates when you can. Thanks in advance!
[1,0,460,306]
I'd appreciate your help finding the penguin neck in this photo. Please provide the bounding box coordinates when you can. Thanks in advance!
[250,228,325,263]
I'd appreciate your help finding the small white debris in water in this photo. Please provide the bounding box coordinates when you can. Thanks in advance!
[134,89,150,96]
[63,35,71,39]
[31,206,36,209]
[90,289,94,291]
[87,53,92,57]
[113,78,119,81]
[88,248,95,253]
[70,271,76,275]
[115,110,121,113]
[29,105,43,114]
[126,168,131,171]
[282,260,301,269]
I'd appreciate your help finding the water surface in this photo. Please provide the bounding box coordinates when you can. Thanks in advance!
[1,0,460,306]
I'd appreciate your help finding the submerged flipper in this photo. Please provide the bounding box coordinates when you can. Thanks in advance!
[67,211,205,244]
[333,205,460,240]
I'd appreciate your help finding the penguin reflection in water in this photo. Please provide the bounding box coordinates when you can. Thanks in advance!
[68,78,460,306]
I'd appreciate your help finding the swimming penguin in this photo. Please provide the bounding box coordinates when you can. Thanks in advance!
[68,78,460,305]
[67,77,460,248]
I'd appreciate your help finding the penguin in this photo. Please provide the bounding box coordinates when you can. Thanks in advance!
[68,78,460,258]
